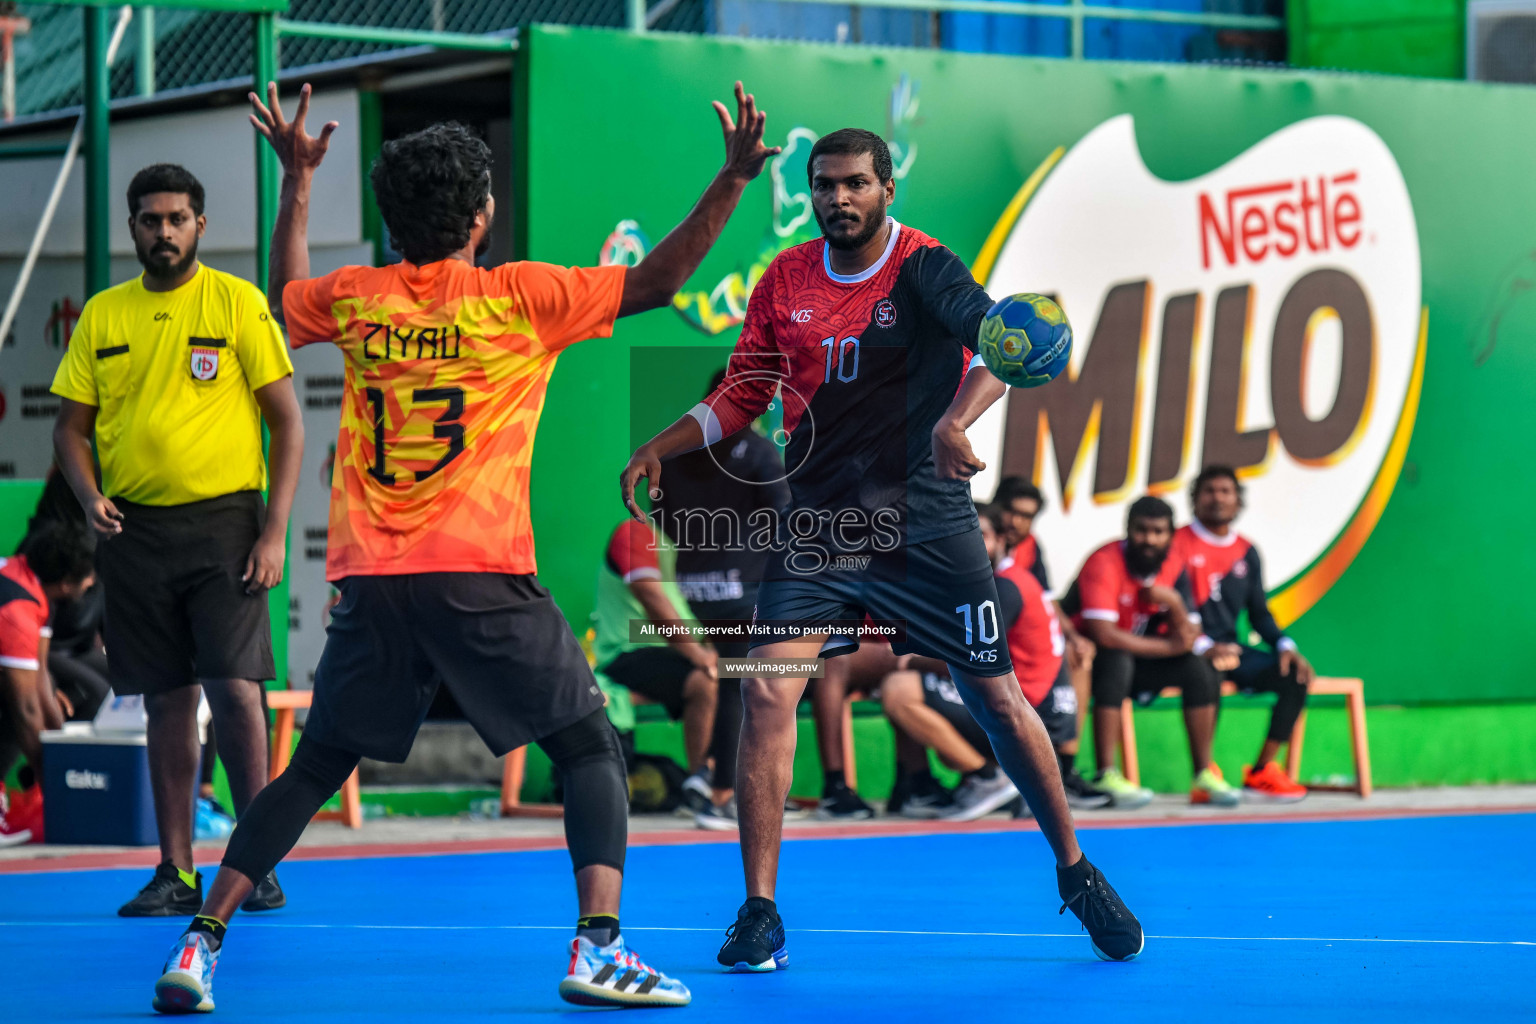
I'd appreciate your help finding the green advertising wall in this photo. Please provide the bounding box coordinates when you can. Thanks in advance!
[1289,0,1466,79]
[519,26,1536,709]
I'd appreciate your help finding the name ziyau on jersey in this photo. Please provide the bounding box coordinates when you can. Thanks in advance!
[978,114,1422,595]
[359,322,464,361]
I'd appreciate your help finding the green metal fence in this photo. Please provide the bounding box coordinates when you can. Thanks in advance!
[5,0,1279,122]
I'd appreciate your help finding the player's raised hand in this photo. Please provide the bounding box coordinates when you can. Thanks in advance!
[713,81,781,183]
[249,82,338,178]
[620,444,664,523]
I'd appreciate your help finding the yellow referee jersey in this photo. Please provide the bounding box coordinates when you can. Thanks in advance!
[50,264,294,506]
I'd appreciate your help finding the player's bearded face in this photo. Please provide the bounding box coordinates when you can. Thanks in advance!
[811,154,891,252]
[130,193,202,280]
[1126,517,1173,576]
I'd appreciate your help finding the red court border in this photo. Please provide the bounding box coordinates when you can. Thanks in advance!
[2,803,1531,876]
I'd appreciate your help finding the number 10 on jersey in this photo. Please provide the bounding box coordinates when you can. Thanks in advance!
[821,336,860,383]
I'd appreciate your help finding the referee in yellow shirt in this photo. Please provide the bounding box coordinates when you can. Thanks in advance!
[50,164,304,916]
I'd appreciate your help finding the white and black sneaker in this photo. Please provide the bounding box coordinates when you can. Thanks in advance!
[678,769,713,816]
[695,796,739,831]
[940,770,1019,822]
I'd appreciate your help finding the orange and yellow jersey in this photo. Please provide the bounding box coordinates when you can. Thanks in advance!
[283,258,625,579]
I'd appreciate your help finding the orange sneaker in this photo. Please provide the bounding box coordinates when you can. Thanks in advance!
[1242,762,1307,803]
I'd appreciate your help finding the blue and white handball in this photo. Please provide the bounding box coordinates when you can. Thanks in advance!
[977,293,1072,388]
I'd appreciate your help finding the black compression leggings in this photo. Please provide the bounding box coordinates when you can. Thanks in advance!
[1226,649,1309,742]
[1090,649,1221,709]
[222,708,628,885]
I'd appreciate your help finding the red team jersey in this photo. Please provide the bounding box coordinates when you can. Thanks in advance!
[1071,540,1192,636]
[1169,522,1289,648]
[606,519,662,582]
[0,556,51,672]
[995,553,1064,705]
[283,259,625,579]
[692,221,992,548]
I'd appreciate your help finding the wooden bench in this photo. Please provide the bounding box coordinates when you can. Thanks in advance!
[1118,676,1372,797]
[267,689,364,828]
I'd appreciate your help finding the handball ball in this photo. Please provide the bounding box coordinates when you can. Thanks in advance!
[977,293,1072,388]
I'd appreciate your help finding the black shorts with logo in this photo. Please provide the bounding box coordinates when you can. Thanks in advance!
[923,661,1077,752]
[599,646,694,719]
[749,527,1013,677]
[305,572,603,763]
[97,491,274,694]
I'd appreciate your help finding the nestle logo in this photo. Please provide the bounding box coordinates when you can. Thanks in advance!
[65,769,108,790]
[1199,173,1362,269]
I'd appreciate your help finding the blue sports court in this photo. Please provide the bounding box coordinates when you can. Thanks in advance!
[4,810,1532,1022]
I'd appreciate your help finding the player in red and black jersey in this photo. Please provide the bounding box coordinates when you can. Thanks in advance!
[1063,496,1239,808]
[0,521,97,846]
[1173,466,1312,802]
[624,129,1141,970]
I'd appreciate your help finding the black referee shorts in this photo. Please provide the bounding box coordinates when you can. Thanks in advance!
[304,572,604,763]
[97,491,274,694]
[750,527,1014,677]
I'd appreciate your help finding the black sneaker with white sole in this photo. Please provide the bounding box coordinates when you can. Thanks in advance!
[717,899,789,972]
[1056,855,1144,961]
[816,782,873,820]
[118,862,203,917]
[1062,767,1114,809]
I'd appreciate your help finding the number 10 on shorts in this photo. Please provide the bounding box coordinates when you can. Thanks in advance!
[955,600,999,646]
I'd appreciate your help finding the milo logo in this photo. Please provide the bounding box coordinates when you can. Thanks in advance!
[971,115,1425,625]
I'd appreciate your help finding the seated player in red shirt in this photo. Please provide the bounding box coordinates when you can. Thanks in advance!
[1065,496,1240,808]
[1173,466,1312,802]
[591,518,720,806]
[985,480,1097,776]
[882,505,1107,821]
[0,521,98,846]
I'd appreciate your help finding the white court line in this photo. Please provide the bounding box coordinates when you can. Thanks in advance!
[2,922,1531,947]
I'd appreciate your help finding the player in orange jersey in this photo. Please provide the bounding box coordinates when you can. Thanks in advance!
[151,80,780,1015]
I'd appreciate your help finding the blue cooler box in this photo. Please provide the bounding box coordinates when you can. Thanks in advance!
[41,728,159,846]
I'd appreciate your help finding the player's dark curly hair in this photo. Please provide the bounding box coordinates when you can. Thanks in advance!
[808,128,893,185]
[127,163,205,217]
[1126,495,1174,527]
[370,122,492,265]
[17,519,95,586]
[1190,464,1245,506]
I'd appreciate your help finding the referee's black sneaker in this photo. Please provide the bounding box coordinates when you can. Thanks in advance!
[717,898,789,972]
[241,870,287,912]
[1057,855,1143,961]
[118,862,202,917]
